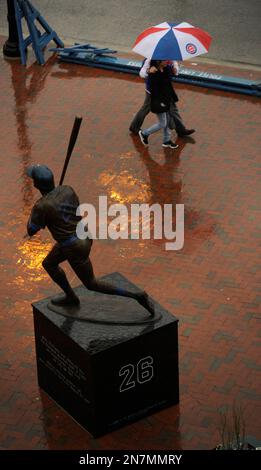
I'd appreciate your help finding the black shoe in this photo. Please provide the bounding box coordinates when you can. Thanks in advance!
[162,140,179,149]
[139,130,149,146]
[178,129,195,137]
[129,127,139,135]
[136,291,155,316]
[51,293,80,307]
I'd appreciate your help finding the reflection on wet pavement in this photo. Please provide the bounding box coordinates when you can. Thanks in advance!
[16,238,53,283]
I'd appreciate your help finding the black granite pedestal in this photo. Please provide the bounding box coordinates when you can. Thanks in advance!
[33,272,179,437]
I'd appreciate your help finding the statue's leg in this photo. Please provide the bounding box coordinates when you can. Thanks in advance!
[67,239,155,315]
[42,244,79,306]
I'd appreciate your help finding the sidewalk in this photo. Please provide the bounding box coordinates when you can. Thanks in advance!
[0,38,260,450]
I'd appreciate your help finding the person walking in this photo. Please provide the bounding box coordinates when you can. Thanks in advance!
[138,60,179,149]
[129,58,195,137]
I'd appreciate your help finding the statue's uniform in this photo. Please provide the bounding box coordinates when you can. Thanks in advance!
[28,185,93,284]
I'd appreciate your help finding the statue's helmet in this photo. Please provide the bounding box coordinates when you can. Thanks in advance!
[27,165,55,191]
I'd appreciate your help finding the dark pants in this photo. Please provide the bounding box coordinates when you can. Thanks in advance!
[129,92,151,134]
[129,92,187,135]
[42,238,139,299]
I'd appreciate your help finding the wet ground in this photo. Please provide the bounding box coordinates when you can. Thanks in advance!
[0,39,260,449]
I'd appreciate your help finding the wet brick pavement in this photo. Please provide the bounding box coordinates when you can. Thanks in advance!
[0,39,260,450]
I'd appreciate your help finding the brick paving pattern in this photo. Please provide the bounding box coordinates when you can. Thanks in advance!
[0,41,260,449]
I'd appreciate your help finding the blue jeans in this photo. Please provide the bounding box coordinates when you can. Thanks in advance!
[142,112,171,143]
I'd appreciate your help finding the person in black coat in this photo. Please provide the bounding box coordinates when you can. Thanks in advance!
[139,60,180,149]
[131,58,194,137]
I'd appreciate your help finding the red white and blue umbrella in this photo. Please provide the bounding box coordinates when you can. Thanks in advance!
[132,22,212,60]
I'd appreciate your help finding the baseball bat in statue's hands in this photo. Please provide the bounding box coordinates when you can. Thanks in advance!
[59,116,83,186]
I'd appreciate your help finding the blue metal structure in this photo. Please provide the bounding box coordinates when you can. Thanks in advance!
[14,0,63,65]
[14,0,31,65]
[50,44,261,97]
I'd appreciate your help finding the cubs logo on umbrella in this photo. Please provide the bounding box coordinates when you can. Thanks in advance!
[132,22,212,60]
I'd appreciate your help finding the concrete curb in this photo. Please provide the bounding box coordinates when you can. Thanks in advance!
[56,50,261,97]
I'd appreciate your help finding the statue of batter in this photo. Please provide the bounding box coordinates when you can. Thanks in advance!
[26,164,155,315]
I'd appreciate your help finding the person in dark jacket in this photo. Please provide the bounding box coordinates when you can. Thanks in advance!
[138,60,179,149]
[130,58,194,137]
